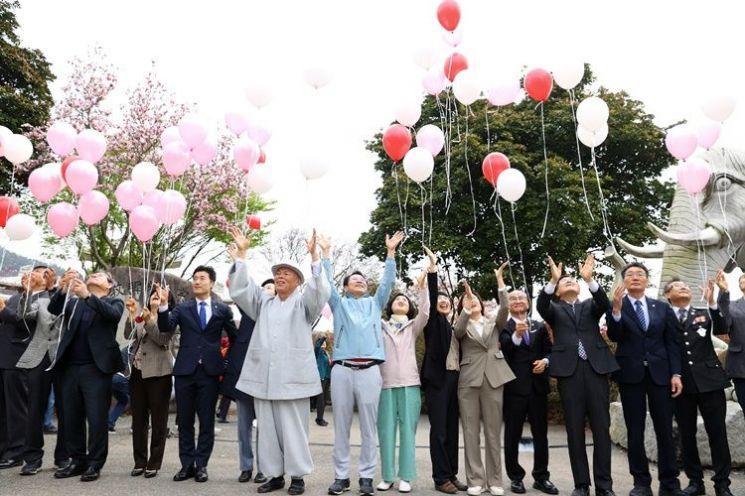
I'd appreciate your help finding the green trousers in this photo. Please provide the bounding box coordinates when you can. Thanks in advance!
[377,386,422,482]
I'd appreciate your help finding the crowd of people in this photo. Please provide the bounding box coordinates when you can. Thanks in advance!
[1,228,744,496]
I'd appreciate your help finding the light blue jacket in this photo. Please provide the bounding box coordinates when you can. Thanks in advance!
[323,257,396,362]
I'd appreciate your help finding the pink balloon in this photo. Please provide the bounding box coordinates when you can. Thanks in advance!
[129,205,160,242]
[158,189,187,225]
[178,114,208,148]
[47,202,79,238]
[115,180,143,212]
[422,67,447,96]
[46,121,77,156]
[160,126,181,148]
[162,141,191,176]
[65,160,98,195]
[74,129,107,163]
[28,167,61,203]
[416,124,445,156]
[665,125,698,160]
[225,111,249,136]
[245,123,272,146]
[321,304,332,319]
[191,134,218,165]
[676,157,711,195]
[487,81,522,106]
[78,190,110,225]
[142,189,163,210]
[234,136,260,171]
[696,121,722,150]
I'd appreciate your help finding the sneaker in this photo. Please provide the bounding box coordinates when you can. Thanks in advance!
[288,478,305,495]
[20,461,42,475]
[328,478,351,495]
[399,481,411,493]
[360,478,375,495]
[489,487,504,496]
[467,487,484,496]
[377,481,394,491]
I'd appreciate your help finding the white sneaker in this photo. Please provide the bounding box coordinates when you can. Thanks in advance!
[488,486,504,496]
[377,480,393,491]
[467,486,483,496]
[398,480,411,493]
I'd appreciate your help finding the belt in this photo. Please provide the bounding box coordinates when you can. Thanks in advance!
[335,360,377,370]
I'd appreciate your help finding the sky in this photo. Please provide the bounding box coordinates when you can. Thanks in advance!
[6,0,745,291]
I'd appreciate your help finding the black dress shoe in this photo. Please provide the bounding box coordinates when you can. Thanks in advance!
[681,482,706,496]
[534,479,559,495]
[131,467,145,476]
[254,472,268,483]
[715,487,733,496]
[54,463,86,478]
[660,489,687,496]
[173,466,196,481]
[20,461,42,475]
[629,486,653,496]
[195,466,208,482]
[595,490,616,496]
[571,487,590,496]
[144,469,158,478]
[316,418,329,426]
[510,480,526,494]
[80,467,100,482]
[239,470,253,482]
[258,476,285,493]
[0,458,22,469]
[288,478,305,495]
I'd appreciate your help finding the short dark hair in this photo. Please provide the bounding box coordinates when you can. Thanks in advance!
[260,278,275,288]
[149,284,176,309]
[193,265,216,282]
[32,265,49,271]
[343,271,366,287]
[384,292,417,320]
[456,291,485,315]
[556,274,573,285]
[621,262,649,278]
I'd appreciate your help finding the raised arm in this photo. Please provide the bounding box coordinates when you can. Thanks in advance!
[536,256,562,325]
[318,234,341,309]
[712,270,730,335]
[605,285,626,342]
[226,226,265,321]
[303,230,331,323]
[374,231,404,310]
[411,274,431,337]
[492,262,510,331]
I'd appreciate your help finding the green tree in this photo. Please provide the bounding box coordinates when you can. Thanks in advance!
[359,67,674,298]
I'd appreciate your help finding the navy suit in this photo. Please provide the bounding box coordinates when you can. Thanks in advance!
[606,296,682,492]
[159,299,237,469]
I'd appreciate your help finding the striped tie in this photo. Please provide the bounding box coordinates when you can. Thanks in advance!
[635,300,647,331]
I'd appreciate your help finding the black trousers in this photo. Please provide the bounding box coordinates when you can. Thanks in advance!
[130,369,172,470]
[0,367,29,461]
[556,360,612,491]
[674,389,731,490]
[314,378,330,421]
[424,370,460,485]
[503,389,549,483]
[217,395,232,420]
[23,355,67,465]
[175,365,219,468]
[59,363,112,470]
[618,369,680,491]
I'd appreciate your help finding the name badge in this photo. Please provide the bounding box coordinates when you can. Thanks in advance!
[696,327,707,337]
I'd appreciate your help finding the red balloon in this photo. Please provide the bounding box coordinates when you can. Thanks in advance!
[482,152,511,187]
[258,149,266,164]
[437,0,461,31]
[524,68,553,102]
[60,155,79,183]
[246,214,261,230]
[382,124,412,162]
[443,52,468,82]
[0,196,20,228]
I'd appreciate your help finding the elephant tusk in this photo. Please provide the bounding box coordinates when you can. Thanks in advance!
[615,238,665,258]
[646,223,721,247]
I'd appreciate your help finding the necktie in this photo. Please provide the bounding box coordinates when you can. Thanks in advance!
[522,323,531,345]
[199,301,207,331]
[678,308,687,324]
[635,300,647,331]
[577,339,587,360]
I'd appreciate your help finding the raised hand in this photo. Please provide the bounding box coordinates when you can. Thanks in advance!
[318,233,332,258]
[126,297,138,317]
[417,271,427,289]
[612,285,625,314]
[579,254,595,282]
[716,270,728,292]
[423,246,437,273]
[228,226,250,258]
[71,279,90,299]
[385,231,405,256]
[59,269,77,293]
[701,279,716,306]
[547,257,563,284]
[494,261,509,289]
[515,320,528,337]
[306,229,319,262]
[157,285,170,308]
[461,279,474,311]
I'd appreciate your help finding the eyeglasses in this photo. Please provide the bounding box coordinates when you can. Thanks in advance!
[624,270,647,278]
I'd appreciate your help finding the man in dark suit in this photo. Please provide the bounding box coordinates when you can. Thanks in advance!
[663,274,733,496]
[48,269,124,482]
[607,262,685,496]
[500,289,557,495]
[159,265,237,483]
[536,255,619,496]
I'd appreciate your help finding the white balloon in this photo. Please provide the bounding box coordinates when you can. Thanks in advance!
[701,95,736,122]
[304,66,332,89]
[394,98,422,128]
[403,147,435,183]
[576,96,609,132]
[2,134,33,164]
[299,158,329,180]
[452,69,481,106]
[160,126,181,148]
[497,168,527,203]
[131,162,161,193]
[577,124,609,148]
[245,83,273,109]
[415,124,445,156]
[412,46,437,70]
[0,125,12,157]
[551,61,585,90]
[4,213,35,241]
[442,28,463,47]
[246,164,275,194]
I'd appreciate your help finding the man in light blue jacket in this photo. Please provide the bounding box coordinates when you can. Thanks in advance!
[320,231,403,496]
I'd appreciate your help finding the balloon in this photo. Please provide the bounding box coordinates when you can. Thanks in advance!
[576,96,609,132]
[487,80,521,106]
[246,164,275,194]
[552,61,585,90]
[46,121,77,156]
[299,158,329,180]
[577,124,609,148]
[142,189,163,210]
[696,121,721,150]
[74,129,107,163]
[416,124,445,156]
[131,162,161,193]
[245,122,272,146]
[677,157,711,195]
[65,160,98,195]
[191,134,218,165]
[304,65,331,89]
[0,125,12,157]
[225,111,249,136]
[497,168,527,203]
[413,46,437,70]
[422,67,448,96]
[28,167,61,203]
[129,205,160,242]
[482,152,510,187]
[245,83,273,109]
[4,213,35,241]
[2,134,33,164]
[162,140,191,176]
[452,69,481,105]
[41,162,65,191]
[394,98,422,127]
[523,68,553,103]
[437,0,461,31]
[442,28,463,47]
[78,190,110,225]
[443,52,468,82]
[234,136,261,171]
[403,147,435,183]
[60,155,79,183]
[382,124,412,162]
[701,95,736,122]
[115,180,143,211]
[178,114,208,148]
[0,196,20,227]
[665,124,698,160]
[246,214,261,230]
[47,202,79,238]
[157,189,187,225]
[160,126,181,148]
[258,149,266,164]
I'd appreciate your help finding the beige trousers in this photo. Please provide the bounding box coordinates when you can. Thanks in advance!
[458,382,505,488]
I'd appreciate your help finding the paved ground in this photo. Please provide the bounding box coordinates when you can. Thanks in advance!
[2,410,743,495]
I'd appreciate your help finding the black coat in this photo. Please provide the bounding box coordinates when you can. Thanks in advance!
[220,307,255,401]
[420,272,456,390]
[0,293,35,369]
[499,317,551,396]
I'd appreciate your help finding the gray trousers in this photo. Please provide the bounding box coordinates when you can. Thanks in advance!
[331,364,383,479]
[254,397,313,478]
[236,396,255,472]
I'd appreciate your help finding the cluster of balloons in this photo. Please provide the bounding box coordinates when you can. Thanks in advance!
[161,113,219,177]
[481,152,526,203]
[382,122,445,184]
[576,96,610,148]
[0,126,35,241]
[0,126,33,165]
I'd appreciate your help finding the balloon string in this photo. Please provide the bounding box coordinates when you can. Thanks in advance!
[428,177,434,247]
[690,193,710,301]
[442,91,453,214]
[393,164,405,228]
[539,103,550,238]
[463,108,477,236]
[713,150,737,263]
[569,89,594,220]
[590,148,615,248]
[510,202,529,295]
[485,105,492,152]
[420,184,426,246]
[492,194,515,289]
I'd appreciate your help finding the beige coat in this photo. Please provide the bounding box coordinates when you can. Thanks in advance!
[125,318,174,378]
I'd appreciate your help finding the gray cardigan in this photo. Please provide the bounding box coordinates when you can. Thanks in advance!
[16,292,61,369]
[125,318,174,378]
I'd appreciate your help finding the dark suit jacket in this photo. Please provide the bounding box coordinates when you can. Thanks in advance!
[220,307,254,401]
[0,293,34,369]
[536,286,618,378]
[725,295,745,379]
[48,291,125,374]
[606,295,681,386]
[421,272,456,389]
[499,318,551,396]
[159,299,237,377]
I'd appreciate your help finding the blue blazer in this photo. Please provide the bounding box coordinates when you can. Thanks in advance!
[159,299,237,377]
[606,295,682,386]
